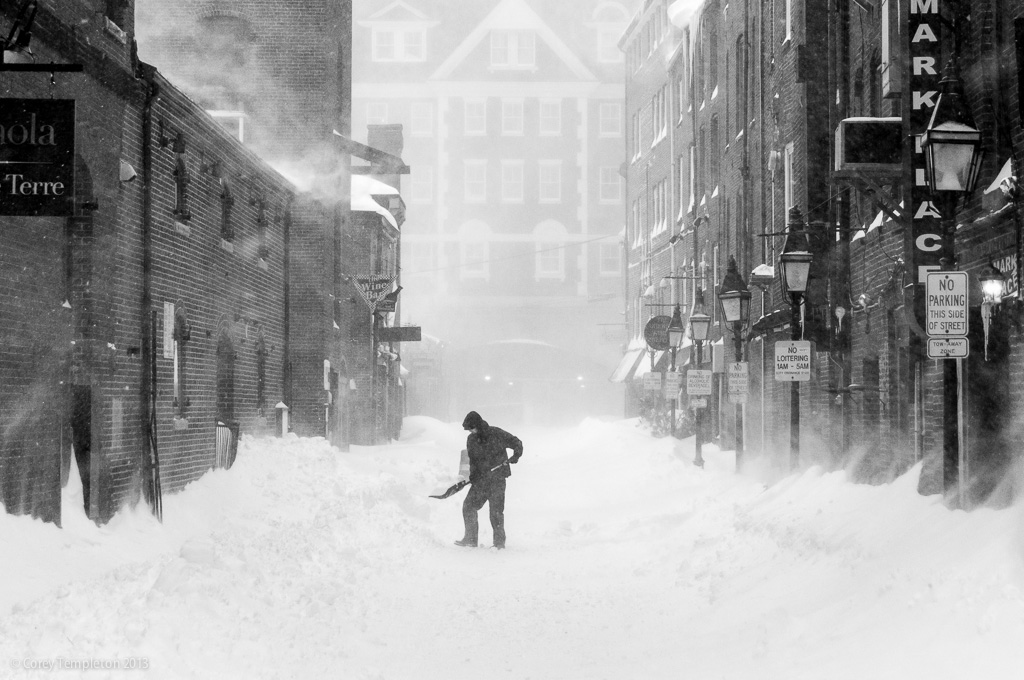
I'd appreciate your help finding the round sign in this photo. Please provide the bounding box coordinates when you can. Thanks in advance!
[643,315,673,351]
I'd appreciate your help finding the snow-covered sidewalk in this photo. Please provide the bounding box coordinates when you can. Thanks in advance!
[2,416,1024,679]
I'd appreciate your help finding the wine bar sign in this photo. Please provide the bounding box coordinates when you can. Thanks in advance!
[0,99,76,216]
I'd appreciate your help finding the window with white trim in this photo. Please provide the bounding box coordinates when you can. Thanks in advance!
[534,220,567,280]
[411,102,433,137]
[464,160,487,203]
[372,27,426,62]
[460,221,490,279]
[538,161,562,203]
[464,99,486,135]
[599,242,621,276]
[411,166,434,204]
[599,166,622,203]
[366,102,388,124]
[501,99,524,135]
[501,160,524,203]
[539,99,561,136]
[490,30,535,69]
[599,102,622,137]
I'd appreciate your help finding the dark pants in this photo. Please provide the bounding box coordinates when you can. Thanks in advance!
[461,478,506,547]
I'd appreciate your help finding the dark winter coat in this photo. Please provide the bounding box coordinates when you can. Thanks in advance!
[462,412,522,484]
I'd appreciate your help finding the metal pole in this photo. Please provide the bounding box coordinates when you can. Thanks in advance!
[670,347,677,437]
[694,339,704,467]
[790,294,801,471]
[940,194,960,502]
[733,321,744,471]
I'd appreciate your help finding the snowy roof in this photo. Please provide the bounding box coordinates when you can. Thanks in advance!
[351,175,399,228]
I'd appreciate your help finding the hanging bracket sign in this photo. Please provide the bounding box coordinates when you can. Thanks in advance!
[354,275,396,311]
[0,99,76,216]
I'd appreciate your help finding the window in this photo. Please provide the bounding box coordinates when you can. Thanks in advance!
[501,160,524,203]
[710,115,720,187]
[219,178,234,241]
[596,27,623,63]
[372,27,426,62]
[784,142,795,218]
[464,99,486,135]
[599,102,622,137]
[538,161,562,203]
[632,111,642,160]
[539,100,561,136]
[171,307,191,418]
[708,19,718,90]
[256,332,267,417]
[460,221,490,279]
[652,179,668,234]
[599,167,622,203]
[651,86,667,142]
[735,34,746,135]
[535,221,567,280]
[172,152,191,222]
[598,242,620,276]
[784,0,793,43]
[688,144,696,212]
[880,0,900,98]
[411,102,433,136]
[464,160,487,203]
[255,199,269,260]
[501,99,524,135]
[411,166,434,204]
[490,30,535,69]
[366,102,388,124]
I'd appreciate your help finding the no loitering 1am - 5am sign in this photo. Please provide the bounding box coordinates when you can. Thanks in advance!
[775,341,811,382]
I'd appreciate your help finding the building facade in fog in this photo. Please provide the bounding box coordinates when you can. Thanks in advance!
[352,0,631,426]
[621,0,1024,503]
[0,0,410,525]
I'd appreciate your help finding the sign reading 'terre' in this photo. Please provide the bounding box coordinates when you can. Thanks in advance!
[0,99,75,216]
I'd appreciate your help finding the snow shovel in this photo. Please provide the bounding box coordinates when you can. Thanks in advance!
[429,461,509,499]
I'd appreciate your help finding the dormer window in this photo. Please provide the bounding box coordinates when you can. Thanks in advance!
[372,26,426,62]
[490,30,535,69]
[591,2,629,64]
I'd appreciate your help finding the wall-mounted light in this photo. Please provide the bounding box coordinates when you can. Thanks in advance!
[979,263,1005,304]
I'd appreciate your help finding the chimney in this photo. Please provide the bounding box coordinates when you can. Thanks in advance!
[367,124,404,160]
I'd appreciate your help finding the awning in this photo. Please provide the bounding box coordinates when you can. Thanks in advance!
[609,348,644,383]
[984,158,1014,195]
[633,350,669,379]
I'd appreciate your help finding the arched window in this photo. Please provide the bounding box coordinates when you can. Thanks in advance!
[592,2,629,63]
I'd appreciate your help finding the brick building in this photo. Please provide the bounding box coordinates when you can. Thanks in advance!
[621,0,1024,502]
[0,0,407,525]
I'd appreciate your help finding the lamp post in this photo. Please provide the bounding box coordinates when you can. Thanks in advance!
[718,256,751,470]
[921,59,983,499]
[689,289,711,467]
[779,208,813,471]
[668,304,686,437]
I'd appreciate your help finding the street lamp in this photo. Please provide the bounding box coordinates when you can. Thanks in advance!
[979,262,1005,304]
[667,304,685,437]
[921,59,984,502]
[922,62,983,196]
[717,256,751,471]
[779,207,812,471]
[689,289,711,467]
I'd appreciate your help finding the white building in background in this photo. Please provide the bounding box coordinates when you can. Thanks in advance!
[353,0,631,424]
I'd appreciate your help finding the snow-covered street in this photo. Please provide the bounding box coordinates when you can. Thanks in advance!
[3,417,1024,680]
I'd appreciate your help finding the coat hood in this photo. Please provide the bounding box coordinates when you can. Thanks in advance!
[462,411,488,431]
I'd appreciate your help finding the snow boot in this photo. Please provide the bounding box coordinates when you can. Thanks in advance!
[454,538,477,547]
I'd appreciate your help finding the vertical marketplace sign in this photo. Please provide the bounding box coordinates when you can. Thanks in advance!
[0,99,75,216]
[907,0,945,325]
